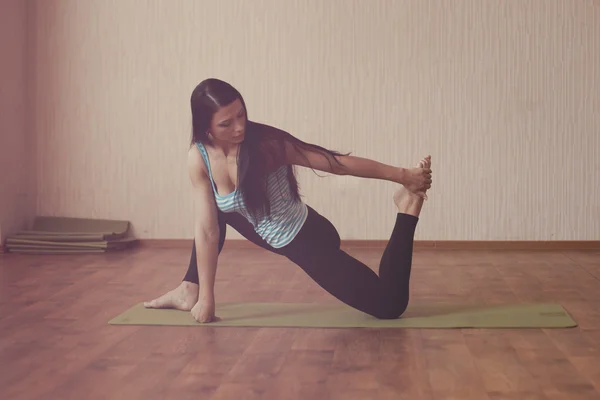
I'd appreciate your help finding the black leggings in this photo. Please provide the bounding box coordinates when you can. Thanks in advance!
[183,205,418,319]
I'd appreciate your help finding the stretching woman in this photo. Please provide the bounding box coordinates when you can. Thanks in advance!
[144,78,433,323]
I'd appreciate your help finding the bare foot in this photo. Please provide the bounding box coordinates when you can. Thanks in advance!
[143,281,199,311]
[394,156,431,217]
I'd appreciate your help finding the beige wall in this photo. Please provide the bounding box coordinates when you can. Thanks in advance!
[25,0,600,241]
[0,0,34,243]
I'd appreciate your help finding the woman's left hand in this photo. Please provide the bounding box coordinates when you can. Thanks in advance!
[191,298,221,323]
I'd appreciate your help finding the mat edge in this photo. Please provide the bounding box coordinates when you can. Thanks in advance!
[137,239,600,250]
[107,302,578,329]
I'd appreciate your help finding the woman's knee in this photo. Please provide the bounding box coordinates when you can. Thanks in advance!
[373,299,409,320]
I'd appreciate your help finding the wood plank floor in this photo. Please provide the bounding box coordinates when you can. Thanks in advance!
[1,244,600,400]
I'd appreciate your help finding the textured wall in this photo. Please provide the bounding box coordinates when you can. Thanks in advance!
[29,0,600,240]
[0,0,34,243]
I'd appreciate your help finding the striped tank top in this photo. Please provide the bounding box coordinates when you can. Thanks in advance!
[196,142,308,248]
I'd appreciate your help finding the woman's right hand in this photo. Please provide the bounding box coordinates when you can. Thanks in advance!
[191,298,221,323]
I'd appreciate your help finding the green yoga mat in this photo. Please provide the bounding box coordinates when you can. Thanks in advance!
[108,302,577,329]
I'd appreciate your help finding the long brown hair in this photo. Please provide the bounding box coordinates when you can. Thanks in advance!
[190,78,350,222]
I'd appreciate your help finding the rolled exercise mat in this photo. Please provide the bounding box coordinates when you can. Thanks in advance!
[5,216,135,253]
[108,302,577,329]
[7,248,108,254]
[5,237,137,250]
[25,216,130,238]
[8,233,117,242]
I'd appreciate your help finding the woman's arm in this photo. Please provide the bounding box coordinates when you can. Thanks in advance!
[296,152,406,183]
[282,139,431,196]
[255,123,431,197]
[187,147,221,322]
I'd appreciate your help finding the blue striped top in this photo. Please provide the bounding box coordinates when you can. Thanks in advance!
[196,142,308,248]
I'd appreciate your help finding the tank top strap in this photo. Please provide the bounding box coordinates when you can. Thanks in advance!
[195,142,220,196]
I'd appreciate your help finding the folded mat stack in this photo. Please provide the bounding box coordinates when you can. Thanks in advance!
[4,216,138,254]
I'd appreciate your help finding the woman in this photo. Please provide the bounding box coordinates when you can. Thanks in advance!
[144,78,433,323]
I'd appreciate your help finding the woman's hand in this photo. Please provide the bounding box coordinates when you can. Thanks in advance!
[401,166,432,199]
[191,297,221,323]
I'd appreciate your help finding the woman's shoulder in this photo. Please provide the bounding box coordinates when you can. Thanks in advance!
[245,121,292,169]
[187,143,209,175]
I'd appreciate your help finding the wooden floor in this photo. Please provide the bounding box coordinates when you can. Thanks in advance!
[1,244,600,400]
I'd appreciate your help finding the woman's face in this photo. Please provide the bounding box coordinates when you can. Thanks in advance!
[209,98,246,144]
